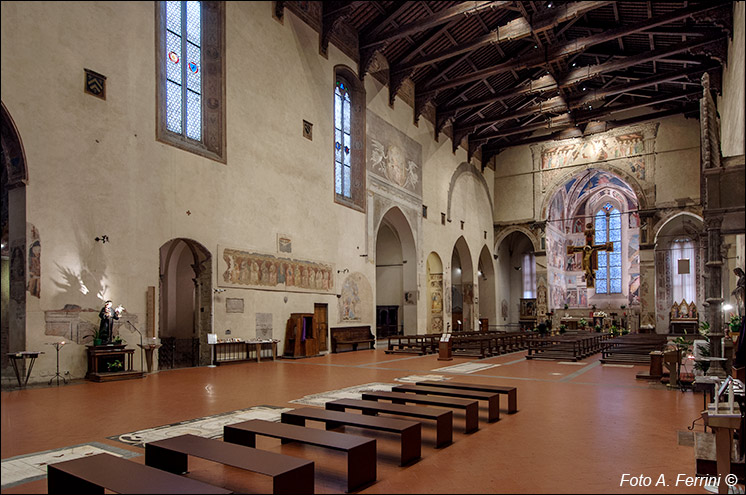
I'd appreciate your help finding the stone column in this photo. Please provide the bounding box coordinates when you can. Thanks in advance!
[704,215,727,377]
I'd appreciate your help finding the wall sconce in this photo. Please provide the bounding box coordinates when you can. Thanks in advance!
[95,235,109,243]
[337,268,349,274]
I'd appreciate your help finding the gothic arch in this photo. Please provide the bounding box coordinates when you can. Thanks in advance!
[446,162,493,222]
[539,164,649,221]
[494,226,540,254]
[653,210,704,246]
[1,101,28,188]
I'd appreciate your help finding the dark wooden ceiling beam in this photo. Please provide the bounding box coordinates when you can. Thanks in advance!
[417,1,729,94]
[471,89,701,144]
[481,103,698,159]
[392,1,610,75]
[320,1,362,57]
[361,1,510,50]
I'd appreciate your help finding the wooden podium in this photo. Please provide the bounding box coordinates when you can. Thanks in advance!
[438,334,453,361]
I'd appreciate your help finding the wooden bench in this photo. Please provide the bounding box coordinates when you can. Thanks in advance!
[281,407,421,466]
[48,452,232,494]
[361,391,479,433]
[392,384,500,422]
[330,326,375,353]
[325,398,453,448]
[415,380,519,414]
[384,335,430,355]
[144,434,314,495]
[224,419,376,493]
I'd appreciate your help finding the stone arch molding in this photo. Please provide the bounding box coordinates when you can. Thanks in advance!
[539,164,650,222]
[494,226,540,254]
[446,162,493,223]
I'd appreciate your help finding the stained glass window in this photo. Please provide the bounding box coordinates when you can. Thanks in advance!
[165,1,202,141]
[594,206,622,294]
[334,79,352,198]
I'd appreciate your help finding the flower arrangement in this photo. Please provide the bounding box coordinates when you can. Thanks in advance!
[578,318,588,328]
[729,314,742,334]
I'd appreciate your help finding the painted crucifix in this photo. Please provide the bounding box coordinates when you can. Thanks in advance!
[567,223,613,289]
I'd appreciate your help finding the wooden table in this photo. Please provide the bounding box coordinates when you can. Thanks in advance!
[6,351,43,388]
[86,345,143,382]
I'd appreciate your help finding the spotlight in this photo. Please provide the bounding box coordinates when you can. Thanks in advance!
[95,235,109,243]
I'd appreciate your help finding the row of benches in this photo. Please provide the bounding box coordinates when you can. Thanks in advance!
[600,333,668,364]
[385,330,533,357]
[525,333,614,361]
[48,380,518,494]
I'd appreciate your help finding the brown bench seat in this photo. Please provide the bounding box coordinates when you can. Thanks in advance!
[416,380,518,413]
[330,326,375,353]
[325,398,453,448]
[48,452,232,494]
[281,407,421,466]
[391,384,500,422]
[144,434,314,495]
[361,391,479,433]
[224,419,376,493]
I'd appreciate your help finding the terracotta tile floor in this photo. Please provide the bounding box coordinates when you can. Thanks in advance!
[0,348,714,493]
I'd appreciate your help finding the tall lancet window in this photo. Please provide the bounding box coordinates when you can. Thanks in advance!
[594,202,622,294]
[522,252,536,298]
[671,238,696,303]
[334,78,353,199]
[165,0,202,141]
[156,1,225,162]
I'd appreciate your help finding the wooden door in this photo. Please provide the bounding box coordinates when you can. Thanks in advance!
[315,304,328,352]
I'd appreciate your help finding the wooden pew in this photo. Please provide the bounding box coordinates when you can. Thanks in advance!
[361,390,479,433]
[330,326,375,353]
[281,407,421,466]
[392,384,500,422]
[224,419,376,493]
[415,380,518,413]
[384,335,429,355]
[48,452,232,494]
[144,434,314,495]
[325,398,453,448]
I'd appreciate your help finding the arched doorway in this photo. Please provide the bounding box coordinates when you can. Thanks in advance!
[159,238,212,369]
[426,252,444,333]
[654,213,703,334]
[375,207,417,338]
[477,245,496,331]
[451,236,474,332]
[496,231,535,330]
[1,102,29,381]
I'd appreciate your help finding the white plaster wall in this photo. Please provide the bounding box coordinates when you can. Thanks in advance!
[719,2,745,158]
[653,115,702,206]
[492,145,535,222]
[1,1,501,381]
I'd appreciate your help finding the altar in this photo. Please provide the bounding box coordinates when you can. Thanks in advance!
[86,344,144,382]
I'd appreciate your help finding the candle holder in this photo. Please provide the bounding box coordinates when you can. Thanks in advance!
[47,341,68,386]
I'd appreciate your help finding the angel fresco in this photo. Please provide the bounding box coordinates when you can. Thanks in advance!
[369,138,419,190]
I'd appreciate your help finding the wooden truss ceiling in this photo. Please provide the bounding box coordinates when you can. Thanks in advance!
[305,0,733,165]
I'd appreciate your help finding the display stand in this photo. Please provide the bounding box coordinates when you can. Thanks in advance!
[438,333,453,361]
[137,343,162,373]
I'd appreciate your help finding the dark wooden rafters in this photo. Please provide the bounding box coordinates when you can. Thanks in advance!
[320,2,361,57]
[289,1,733,163]
[452,37,724,134]
[418,1,730,96]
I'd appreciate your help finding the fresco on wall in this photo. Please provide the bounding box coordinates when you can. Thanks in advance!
[536,276,548,317]
[219,246,334,294]
[27,224,40,298]
[429,273,443,332]
[338,272,373,323]
[540,133,645,170]
[367,111,423,196]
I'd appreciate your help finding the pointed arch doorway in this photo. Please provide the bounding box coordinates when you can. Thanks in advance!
[451,236,474,332]
[1,102,29,380]
[477,245,496,331]
[375,207,417,338]
[159,238,212,369]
